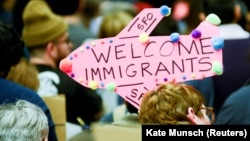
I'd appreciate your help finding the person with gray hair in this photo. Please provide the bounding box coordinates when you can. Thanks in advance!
[0,100,49,141]
[0,20,57,140]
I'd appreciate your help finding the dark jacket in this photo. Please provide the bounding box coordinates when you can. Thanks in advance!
[214,84,250,124]
[213,38,250,114]
[0,77,58,141]
[35,65,103,125]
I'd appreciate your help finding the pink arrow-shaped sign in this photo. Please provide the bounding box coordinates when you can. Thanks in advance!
[60,5,224,109]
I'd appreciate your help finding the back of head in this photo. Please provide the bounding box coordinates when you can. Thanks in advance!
[22,0,67,47]
[81,0,101,28]
[204,0,236,24]
[139,82,205,125]
[98,11,133,38]
[100,1,137,18]
[0,100,48,141]
[0,21,24,78]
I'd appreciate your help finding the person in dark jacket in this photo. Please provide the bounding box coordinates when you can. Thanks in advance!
[0,21,58,140]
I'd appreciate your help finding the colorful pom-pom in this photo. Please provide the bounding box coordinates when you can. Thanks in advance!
[191,73,196,78]
[139,32,149,43]
[170,32,180,43]
[211,37,224,50]
[86,45,90,49]
[88,80,98,90]
[200,74,205,80]
[106,82,116,91]
[85,81,88,85]
[91,42,96,47]
[163,77,168,82]
[59,58,72,73]
[100,82,105,87]
[206,14,221,25]
[79,47,84,53]
[78,77,83,83]
[191,29,201,38]
[155,78,158,82]
[171,78,176,83]
[160,5,171,16]
[212,61,223,75]
[182,75,187,80]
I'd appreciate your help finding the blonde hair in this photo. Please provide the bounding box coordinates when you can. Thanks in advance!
[98,11,133,38]
[139,82,206,125]
[7,57,39,91]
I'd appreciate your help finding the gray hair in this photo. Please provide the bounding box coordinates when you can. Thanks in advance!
[0,100,49,141]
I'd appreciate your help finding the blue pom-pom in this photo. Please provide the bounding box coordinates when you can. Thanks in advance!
[211,37,224,50]
[182,75,187,80]
[170,32,180,43]
[160,5,171,16]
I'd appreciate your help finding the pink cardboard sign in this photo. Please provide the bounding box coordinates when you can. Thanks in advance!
[60,6,224,109]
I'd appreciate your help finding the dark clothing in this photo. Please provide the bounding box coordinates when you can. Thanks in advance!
[184,77,214,107]
[214,84,250,124]
[35,65,103,125]
[0,9,13,25]
[212,38,250,114]
[0,77,58,141]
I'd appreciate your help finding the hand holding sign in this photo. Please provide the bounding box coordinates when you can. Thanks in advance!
[59,5,224,109]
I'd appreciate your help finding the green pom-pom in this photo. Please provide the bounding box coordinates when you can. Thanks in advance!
[212,61,223,75]
[206,14,221,25]
[106,82,116,91]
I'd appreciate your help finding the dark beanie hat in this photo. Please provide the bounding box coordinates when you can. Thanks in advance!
[22,0,67,47]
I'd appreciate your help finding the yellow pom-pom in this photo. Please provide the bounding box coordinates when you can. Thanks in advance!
[88,80,98,90]
[78,77,83,83]
[139,33,149,43]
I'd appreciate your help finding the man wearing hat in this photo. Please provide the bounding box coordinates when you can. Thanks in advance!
[22,0,104,127]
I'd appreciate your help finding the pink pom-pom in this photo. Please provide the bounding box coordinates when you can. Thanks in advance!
[59,58,72,73]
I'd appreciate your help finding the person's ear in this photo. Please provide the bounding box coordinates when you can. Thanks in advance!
[186,107,198,125]
[46,42,57,58]
[234,4,241,22]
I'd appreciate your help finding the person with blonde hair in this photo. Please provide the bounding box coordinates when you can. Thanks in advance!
[139,82,214,125]
[7,57,40,91]
[0,100,49,141]
[98,10,134,38]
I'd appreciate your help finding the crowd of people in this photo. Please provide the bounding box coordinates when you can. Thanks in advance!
[0,0,249,140]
